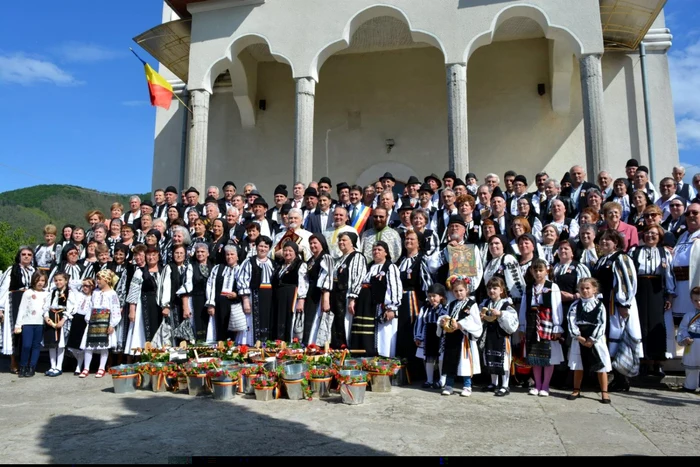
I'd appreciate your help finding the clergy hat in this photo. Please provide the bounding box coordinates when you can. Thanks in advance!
[319,177,332,186]
[165,186,178,194]
[406,175,421,186]
[185,186,199,195]
[447,215,466,227]
[625,159,639,168]
[491,186,506,201]
[223,181,237,190]
[274,184,288,196]
[560,172,572,185]
[443,171,457,181]
[280,203,292,215]
[397,197,415,211]
[304,187,318,198]
[336,182,350,194]
[466,172,477,181]
[427,283,447,299]
[424,173,442,189]
[419,183,434,194]
[453,178,466,188]
[514,175,527,185]
[636,165,649,174]
[252,197,268,208]
[379,172,395,182]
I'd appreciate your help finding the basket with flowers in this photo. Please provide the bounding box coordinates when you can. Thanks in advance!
[364,357,401,376]
[212,340,245,362]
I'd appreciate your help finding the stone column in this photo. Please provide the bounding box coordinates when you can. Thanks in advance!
[446,63,468,175]
[186,89,211,194]
[294,77,316,184]
[579,54,608,180]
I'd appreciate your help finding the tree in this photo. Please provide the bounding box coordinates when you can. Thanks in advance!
[0,222,35,270]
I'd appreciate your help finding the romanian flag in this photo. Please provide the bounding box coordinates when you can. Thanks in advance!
[131,48,173,110]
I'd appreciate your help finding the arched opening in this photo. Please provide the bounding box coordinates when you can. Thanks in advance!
[314,8,446,188]
[466,11,583,189]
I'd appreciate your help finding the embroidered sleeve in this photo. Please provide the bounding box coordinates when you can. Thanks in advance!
[612,254,637,307]
[14,291,31,327]
[384,264,403,313]
[205,265,219,308]
[126,269,143,305]
[427,248,446,275]
[576,263,591,280]
[677,313,693,345]
[108,291,122,328]
[297,263,309,299]
[0,269,10,311]
[531,217,543,243]
[550,283,564,334]
[317,254,334,291]
[236,259,253,296]
[569,219,580,242]
[347,254,367,299]
[160,265,172,308]
[458,303,483,339]
[664,248,676,297]
[591,301,607,342]
[425,231,439,257]
[567,301,580,338]
[498,305,519,334]
[419,256,433,294]
[176,264,194,297]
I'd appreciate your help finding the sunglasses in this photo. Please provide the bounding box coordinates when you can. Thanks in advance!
[687,210,700,216]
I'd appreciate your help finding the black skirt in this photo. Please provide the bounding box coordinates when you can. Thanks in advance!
[424,323,440,359]
[441,330,464,377]
[214,294,235,342]
[329,287,348,349]
[66,315,88,350]
[191,293,207,341]
[142,291,162,342]
[10,290,23,357]
[637,275,667,361]
[252,286,273,343]
[43,310,65,349]
[272,284,297,341]
[396,291,420,361]
[350,286,377,356]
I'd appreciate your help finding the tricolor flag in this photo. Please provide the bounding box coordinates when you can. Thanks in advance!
[131,48,173,110]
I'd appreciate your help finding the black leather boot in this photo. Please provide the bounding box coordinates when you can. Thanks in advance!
[17,366,26,378]
[26,366,36,377]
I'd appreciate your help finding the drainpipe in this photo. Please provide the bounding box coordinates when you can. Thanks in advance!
[179,88,190,192]
[639,42,656,185]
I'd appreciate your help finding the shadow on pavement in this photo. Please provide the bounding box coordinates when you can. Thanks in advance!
[38,386,393,462]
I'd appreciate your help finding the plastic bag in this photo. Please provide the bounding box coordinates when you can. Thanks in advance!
[292,311,304,341]
[152,317,173,348]
[205,315,216,344]
[172,319,195,343]
[316,312,334,347]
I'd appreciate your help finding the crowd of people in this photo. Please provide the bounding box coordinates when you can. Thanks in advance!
[1,159,700,403]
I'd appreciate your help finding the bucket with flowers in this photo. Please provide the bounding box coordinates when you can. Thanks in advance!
[149,362,178,393]
[336,370,368,405]
[182,358,221,396]
[253,375,279,401]
[108,364,141,394]
[207,368,240,401]
[365,358,399,393]
[307,365,337,398]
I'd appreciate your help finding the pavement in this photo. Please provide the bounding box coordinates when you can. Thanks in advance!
[1,356,699,461]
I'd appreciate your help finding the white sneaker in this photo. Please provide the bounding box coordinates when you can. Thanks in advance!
[460,387,472,397]
[539,390,549,397]
[528,388,539,396]
[441,386,453,396]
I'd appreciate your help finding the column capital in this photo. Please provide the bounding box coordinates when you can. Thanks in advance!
[295,77,316,97]
[445,62,467,68]
[186,87,213,95]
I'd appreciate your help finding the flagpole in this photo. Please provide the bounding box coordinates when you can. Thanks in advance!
[129,47,192,114]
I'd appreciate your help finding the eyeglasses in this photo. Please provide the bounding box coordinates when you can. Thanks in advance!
[643,214,660,218]
[670,204,684,208]
[687,210,700,216]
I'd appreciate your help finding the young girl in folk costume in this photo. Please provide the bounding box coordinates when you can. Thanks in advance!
[79,269,121,378]
[677,287,700,392]
[518,258,565,397]
[414,283,447,388]
[42,273,73,376]
[567,278,612,403]
[480,277,519,396]
[13,272,48,378]
[66,279,95,375]
[436,277,482,397]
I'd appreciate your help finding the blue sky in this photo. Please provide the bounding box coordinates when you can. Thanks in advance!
[0,1,698,195]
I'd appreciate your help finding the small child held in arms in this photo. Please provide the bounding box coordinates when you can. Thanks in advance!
[677,287,700,392]
[414,283,447,389]
[437,277,482,397]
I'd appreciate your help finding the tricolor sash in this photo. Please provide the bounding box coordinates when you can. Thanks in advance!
[350,205,372,233]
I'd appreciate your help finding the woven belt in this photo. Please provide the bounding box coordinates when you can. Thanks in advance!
[638,275,659,279]
[673,267,690,281]
[362,284,371,289]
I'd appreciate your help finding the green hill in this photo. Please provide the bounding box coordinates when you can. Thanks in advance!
[0,184,150,269]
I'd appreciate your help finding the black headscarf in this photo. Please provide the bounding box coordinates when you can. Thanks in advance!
[310,233,330,257]
[373,240,392,263]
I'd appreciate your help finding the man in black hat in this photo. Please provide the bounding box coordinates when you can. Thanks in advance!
[183,187,205,224]
[633,165,659,203]
[489,187,514,239]
[427,215,483,296]
[334,182,350,209]
[218,181,237,215]
[623,158,639,193]
[465,172,479,197]
[163,185,183,218]
[508,175,539,216]
[395,196,414,231]
[417,183,437,215]
[374,172,399,208]
[266,184,288,224]
[452,178,468,198]
[302,187,319,224]
[251,197,280,239]
[397,176,421,210]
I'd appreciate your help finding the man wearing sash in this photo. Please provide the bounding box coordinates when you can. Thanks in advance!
[347,185,373,235]
[670,202,700,354]
[324,207,359,260]
[428,216,483,300]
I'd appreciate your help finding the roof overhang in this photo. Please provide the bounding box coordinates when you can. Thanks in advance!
[600,0,667,51]
[164,0,206,19]
[132,19,192,82]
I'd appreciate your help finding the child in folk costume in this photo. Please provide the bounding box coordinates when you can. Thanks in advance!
[79,270,121,378]
[13,272,48,378]
[436,277,482,397]
[677,287,700,392]
[414,283,447,389]
[566,278,612,403]
[66,279,95,375]
[479,277,519,397]
[42,273,73,376]
[518,258,565,397]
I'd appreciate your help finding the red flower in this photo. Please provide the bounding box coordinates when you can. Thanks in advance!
[239,345,248,354]
[340,344,347,349]
[293,337,299,343]
[227,340,234,348]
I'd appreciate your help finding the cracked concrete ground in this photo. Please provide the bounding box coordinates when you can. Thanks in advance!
[1,360,699,461]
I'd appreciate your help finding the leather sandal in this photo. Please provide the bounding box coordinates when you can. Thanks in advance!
[567,388,581,401]
[95,369,106,378]
[601,390,611,404]
[79,369,89,378]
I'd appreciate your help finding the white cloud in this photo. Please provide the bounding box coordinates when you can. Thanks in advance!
[121,100,148,107]
[52,41,122,63]
[669,40,700,150]
[0,53,82,86]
